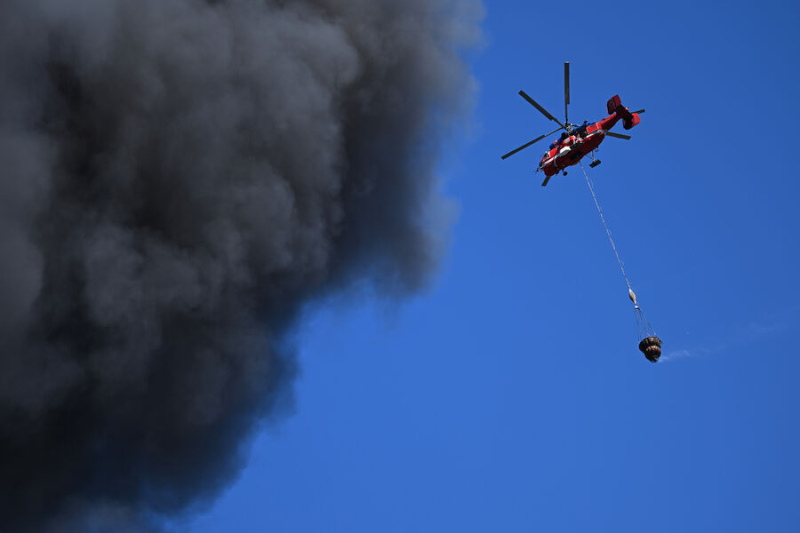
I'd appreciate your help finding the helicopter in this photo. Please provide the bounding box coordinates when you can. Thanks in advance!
[501,62,645,186]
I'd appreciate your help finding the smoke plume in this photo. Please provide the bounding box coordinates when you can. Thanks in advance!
[0,0,482,530]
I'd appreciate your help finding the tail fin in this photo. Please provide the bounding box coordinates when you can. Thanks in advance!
[606,94,641,130]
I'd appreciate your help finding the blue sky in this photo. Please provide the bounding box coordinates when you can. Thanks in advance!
[187,1,800,531]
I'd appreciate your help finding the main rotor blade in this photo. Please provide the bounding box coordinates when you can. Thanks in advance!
[501,127,564,160]
[631,109,645,114]
[607,131,631,140]
[564,62,570,125]
[518,90,566,128]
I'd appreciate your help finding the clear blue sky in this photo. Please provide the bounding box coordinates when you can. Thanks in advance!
[186,1,800,531]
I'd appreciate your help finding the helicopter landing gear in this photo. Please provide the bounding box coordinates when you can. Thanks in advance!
[589,150,601,168]
[563,171,568,176]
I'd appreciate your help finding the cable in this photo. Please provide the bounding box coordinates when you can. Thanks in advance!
[579,162,657,339]
[579,162,631,293]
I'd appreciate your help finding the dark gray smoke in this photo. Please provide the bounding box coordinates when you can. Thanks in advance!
[0,0,482,530]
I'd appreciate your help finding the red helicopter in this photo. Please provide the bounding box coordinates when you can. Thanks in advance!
[501,62,645,186]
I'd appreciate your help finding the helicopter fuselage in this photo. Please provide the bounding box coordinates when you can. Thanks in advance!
[539,107,639,178]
